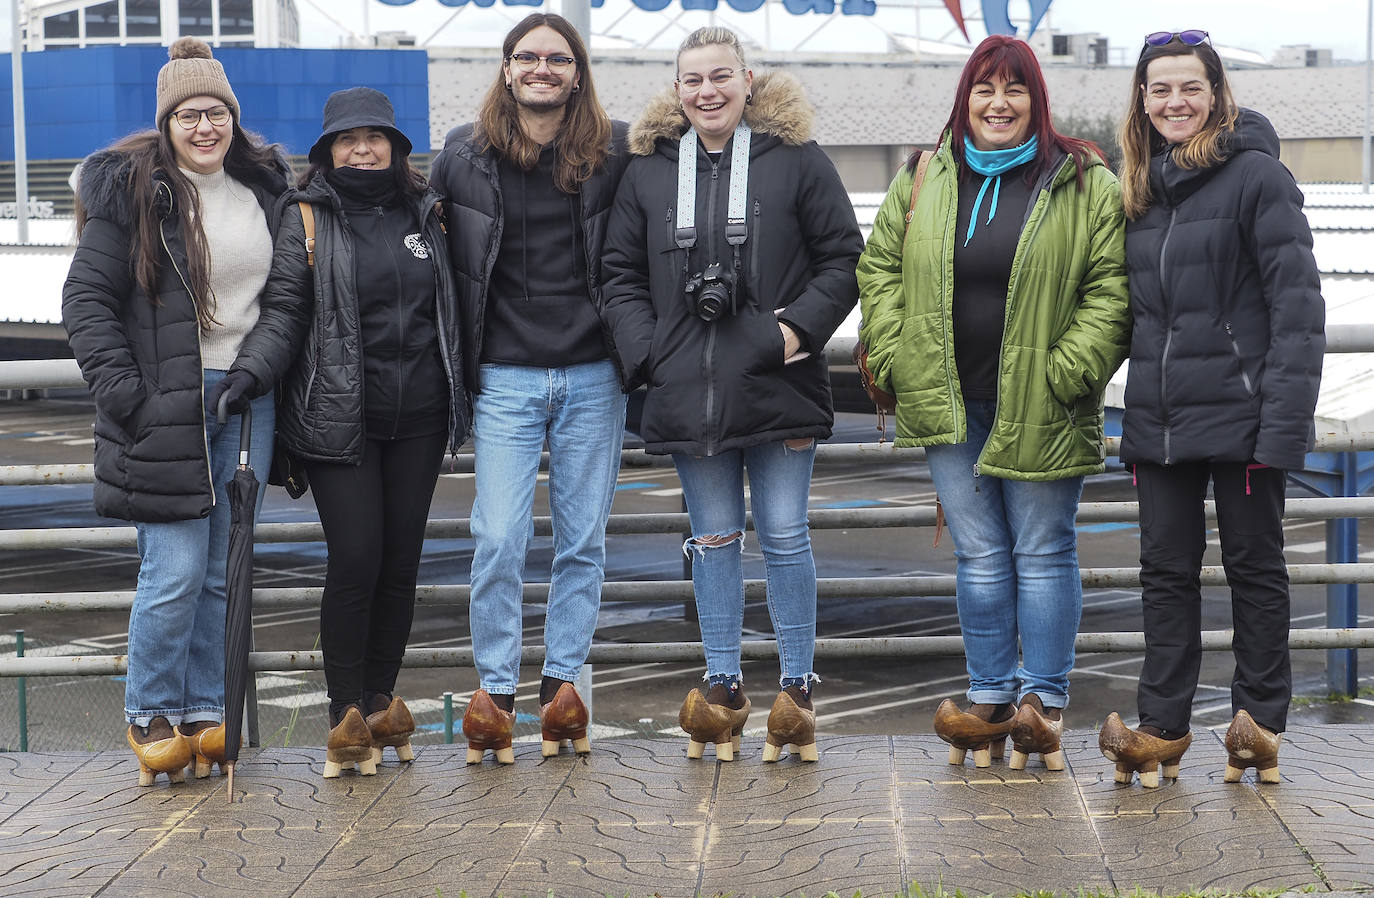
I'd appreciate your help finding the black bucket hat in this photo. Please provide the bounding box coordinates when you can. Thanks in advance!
[308,86,413,165]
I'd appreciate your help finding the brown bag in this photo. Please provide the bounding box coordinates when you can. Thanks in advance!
[855,149,933,432]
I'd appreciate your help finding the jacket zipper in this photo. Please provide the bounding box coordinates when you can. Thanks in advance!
[748,198,761,288]
[1158,208,1179,464]
[426,200,461,454]
[160,215,214,507]
[704,155,721,455]
[382,204,407,439]
[1224,321,1254,396]
[976,156,1063,479]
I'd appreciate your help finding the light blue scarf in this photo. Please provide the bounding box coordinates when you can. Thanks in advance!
[962,135,1039,246]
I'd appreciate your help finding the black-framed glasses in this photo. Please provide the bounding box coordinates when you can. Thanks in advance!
[677,68,737,93]
[171,105,232,129]
[507,51,576,72]
[1144,30,1210,48]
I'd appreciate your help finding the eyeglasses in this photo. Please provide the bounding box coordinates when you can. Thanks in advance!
[1144,30,1210,48]
[171,105,232,129]
[507,52,576,73]
[677,68,738,93]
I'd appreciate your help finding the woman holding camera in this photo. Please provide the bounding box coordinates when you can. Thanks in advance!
[602,27,862,763]
[857,35,1129,771]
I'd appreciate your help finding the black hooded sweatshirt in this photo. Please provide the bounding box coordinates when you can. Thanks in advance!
[327,166,448,441]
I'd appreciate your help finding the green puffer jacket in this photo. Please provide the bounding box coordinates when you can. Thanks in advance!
[857,141,1130,480]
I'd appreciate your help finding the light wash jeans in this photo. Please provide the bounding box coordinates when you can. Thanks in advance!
[924,399,1083,709]
[468,361,626,694]
[125,370,274,727]
[673,440,819,688]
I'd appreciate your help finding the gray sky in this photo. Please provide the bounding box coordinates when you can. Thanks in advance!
[296,0,1368,61]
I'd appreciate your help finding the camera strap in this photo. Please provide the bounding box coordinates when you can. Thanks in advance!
[675,123,751,251]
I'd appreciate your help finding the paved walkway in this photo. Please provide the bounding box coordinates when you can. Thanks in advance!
[2,729,1373,898]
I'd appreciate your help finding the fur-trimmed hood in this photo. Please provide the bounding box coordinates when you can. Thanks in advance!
[77,145,290,227]
[628,71,814,157]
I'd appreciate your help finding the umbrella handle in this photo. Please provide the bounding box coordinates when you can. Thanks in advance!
[217,394,253,468]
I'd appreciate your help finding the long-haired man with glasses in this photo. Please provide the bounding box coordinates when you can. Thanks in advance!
[431,13,630,764]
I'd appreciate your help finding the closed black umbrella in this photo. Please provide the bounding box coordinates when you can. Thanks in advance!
[220,397,259,803]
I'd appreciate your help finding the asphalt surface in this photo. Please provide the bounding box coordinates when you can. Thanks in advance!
[1,393,1371,754]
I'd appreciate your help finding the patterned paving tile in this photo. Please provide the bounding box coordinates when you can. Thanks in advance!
[700,820,903,898]
[0,735,1362,897]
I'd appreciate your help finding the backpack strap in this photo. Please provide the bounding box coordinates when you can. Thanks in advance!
[298,201,316,268]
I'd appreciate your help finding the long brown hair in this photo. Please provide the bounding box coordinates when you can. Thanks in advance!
[1119,39,1239,219]
[75,118,285,333]
[475,13,611,194]
[933,35,1104,189]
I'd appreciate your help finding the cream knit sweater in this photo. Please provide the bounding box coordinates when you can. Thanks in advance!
[182,167,273,371]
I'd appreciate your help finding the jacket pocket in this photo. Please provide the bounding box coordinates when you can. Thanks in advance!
[1224,321,1255,397]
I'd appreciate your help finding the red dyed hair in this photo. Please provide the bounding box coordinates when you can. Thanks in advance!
[926,35,1104,186]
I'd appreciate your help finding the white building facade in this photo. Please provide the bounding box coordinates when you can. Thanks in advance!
[19,0,300,50]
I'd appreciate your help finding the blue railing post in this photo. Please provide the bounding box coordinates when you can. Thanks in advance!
[16,629,27,751]
[1326,451,1361,695]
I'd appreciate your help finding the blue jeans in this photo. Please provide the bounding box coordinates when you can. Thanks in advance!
[468,361,626,694]
[924,399,1083,708]
[673,440,818,687]
[125,370,274,727]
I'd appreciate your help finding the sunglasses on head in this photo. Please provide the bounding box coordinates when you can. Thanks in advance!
[1144,30,1210,48]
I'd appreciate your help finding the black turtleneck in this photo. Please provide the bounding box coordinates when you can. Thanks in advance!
[484,143,607,367]
[327,166,448,440]
[951,161,1037,402]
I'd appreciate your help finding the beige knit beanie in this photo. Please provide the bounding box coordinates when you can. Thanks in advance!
[155,37,240,126]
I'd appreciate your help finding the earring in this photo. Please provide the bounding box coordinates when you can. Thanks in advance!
[572,84,580,93]
[745,93,753,105]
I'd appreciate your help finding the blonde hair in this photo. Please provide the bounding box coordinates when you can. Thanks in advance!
[1119,42,1239,219]
[676,27,748,73]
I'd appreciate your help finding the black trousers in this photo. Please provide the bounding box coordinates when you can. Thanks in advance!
[1135,461,1292,734]
[308,433,447,704]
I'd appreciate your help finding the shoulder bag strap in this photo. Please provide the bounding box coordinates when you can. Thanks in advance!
[903,149,932,235]
[298,201,316,268]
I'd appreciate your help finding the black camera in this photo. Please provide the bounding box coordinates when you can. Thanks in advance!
[684,262,735,322]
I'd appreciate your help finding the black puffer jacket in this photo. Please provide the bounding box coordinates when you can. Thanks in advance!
[269,171,468,464]
[1120,109,1325,471]
[601,72,863,456]
[61,149,297,523]
[428,119,630,391]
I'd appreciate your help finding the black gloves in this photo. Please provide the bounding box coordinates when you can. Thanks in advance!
[206,369,260,418]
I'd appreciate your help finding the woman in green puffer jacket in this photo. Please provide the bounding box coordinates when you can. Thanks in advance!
[857,35,1129,772]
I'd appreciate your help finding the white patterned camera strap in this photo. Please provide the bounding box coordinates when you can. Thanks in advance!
[675,123,752,250]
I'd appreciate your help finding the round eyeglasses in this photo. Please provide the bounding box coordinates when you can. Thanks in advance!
[172,105,232,130]
[507,52,576,73]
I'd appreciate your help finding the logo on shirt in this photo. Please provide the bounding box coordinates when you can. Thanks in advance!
[404,233,429,260]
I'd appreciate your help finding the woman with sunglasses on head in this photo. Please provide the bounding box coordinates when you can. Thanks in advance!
[268,87,468,778]
[1098,31,1323,788]
[62,38,304,786]
[602,27,862,763]
[857,35,1129,772]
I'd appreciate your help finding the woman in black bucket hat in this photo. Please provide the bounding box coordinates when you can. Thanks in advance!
[265,87,470,778]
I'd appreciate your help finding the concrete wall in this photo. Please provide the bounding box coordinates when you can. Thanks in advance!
[428,49,1369,188]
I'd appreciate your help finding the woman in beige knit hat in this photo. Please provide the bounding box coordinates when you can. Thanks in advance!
[61,37,308,787]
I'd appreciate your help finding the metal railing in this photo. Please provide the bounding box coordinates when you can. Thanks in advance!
[0,326,1370,686]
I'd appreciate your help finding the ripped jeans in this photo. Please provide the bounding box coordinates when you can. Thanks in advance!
[672,440,818,688]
